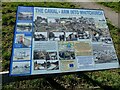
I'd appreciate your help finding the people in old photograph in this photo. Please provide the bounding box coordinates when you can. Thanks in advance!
[34,32,47,41]
[92,31,101,42]
[16,34,24,44]
[12,61,30,74]
[13,48,31,60]
[47,61,59,70]
[66,32,77,41]
[101,37,113,44]
[17,23,32,32]
[93,44,118,64]
[18,12,32,20]
[77,30,90,40]
[48,32,65,41]
[34,60,46,70]
[59,51,75,60]
[15,34,31,48]
[100,28,112,44]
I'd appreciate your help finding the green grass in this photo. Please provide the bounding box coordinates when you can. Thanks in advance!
[2,2,120,90]
[98,2,120,12]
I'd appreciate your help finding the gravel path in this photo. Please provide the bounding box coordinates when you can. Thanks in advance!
[71,1,119,28]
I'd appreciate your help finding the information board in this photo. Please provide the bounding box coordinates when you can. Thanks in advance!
[10,6,119,76]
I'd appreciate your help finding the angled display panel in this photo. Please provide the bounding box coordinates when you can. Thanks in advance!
[9,6,119,76]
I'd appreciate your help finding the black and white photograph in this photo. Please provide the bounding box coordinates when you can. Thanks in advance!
[77,31,90,40]
[47,60,59,70]
[48,32,65,41]
[46,52,58,60]
[91,28,113,44]
[15,34,31,48]
[18,12,33,20]
[17,23,32,32]
[34,60,46,70]
[34,16,96,32]
[12,61,30,74]
[34,50,58,60]
[101,37,113,44]
[93,44,118,64]
[59,51,75,60]
[13,48,31,60]
[92,30,102,42]
[34,50,46,60]
[34,16,48,32]
[34,32,47,41]
[66,32,78,41]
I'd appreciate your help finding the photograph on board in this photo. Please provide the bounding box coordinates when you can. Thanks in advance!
[66,32,78,41]
[100,28,112,44]
[48,31,65,41]
[77,31,90,40]
[18,12,33,20]
[16,23,32,32]
[47,18,61,31]
[34,32,48,41]
[91,28,113,44]
[15,34,31,48]
[13,48,31,60]
[11,61,30,74]
[34,16,48,32]
[34,16,96,33]
[47,60,59,70]
[34,60,47,70]
[59,50,75,60]
[46,52,58,60]
[34,50,46,60]
[93,44,118,64]
[34,50,58,60]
